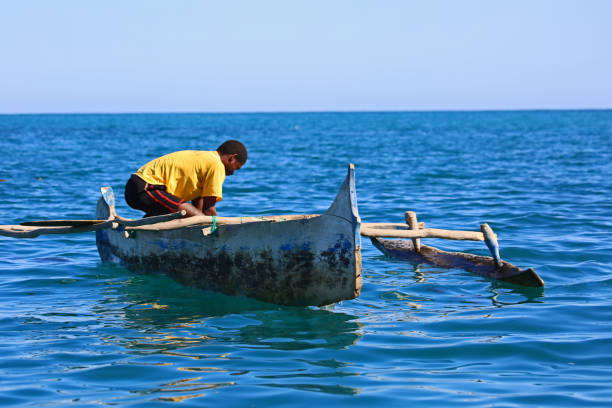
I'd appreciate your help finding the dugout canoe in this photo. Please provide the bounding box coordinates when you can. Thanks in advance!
[370,237,544,287]
[95,164,363,306]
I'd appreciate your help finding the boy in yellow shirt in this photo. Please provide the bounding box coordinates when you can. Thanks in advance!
[124,140,247,217]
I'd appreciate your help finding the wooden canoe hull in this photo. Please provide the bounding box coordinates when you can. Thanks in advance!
[371,237,544,287]
[96,165,362,306]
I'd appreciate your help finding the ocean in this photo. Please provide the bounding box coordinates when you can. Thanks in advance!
[1,111,611,406]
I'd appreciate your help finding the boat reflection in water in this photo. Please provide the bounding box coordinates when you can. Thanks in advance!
[94,266,363,400]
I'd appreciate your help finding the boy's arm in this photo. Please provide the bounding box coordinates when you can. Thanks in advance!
[192,196,218,216]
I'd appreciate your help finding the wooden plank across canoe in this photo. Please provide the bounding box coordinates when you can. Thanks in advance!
[1,211,188,238]
[3,213,322,236]
[370,237,544,287]
[20,220,106,227]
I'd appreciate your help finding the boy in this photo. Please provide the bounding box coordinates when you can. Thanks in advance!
[124,140,247,217]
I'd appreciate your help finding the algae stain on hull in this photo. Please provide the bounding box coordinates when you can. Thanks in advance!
[117,244,356,306]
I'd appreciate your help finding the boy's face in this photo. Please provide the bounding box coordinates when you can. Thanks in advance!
[224,154,244,176]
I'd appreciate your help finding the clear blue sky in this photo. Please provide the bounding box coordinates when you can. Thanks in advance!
[1,1,610,113]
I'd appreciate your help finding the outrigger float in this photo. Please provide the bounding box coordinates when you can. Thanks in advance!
[0,164,543,306]
[361,213,544,287]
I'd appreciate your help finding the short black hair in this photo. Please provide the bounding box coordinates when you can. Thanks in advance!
[217,140,247,164]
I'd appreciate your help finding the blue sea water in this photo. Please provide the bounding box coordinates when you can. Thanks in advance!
[0,111,611,407]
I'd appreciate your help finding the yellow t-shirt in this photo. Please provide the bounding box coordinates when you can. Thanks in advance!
[135,150,225,202]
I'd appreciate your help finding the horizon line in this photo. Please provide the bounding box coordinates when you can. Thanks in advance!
[0,107,611,116]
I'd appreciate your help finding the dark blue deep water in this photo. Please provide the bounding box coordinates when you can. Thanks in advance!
[1,111,611,407]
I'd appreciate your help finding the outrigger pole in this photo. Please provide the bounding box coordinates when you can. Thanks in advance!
[361,210,502,266]
[363,211,544,287]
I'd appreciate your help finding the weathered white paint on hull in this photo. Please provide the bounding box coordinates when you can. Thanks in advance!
[96,165,362,306]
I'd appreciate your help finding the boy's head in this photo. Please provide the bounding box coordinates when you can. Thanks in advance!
[217,140,247,175]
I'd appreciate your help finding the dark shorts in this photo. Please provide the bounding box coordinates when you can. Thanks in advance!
[124,174,184,217]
